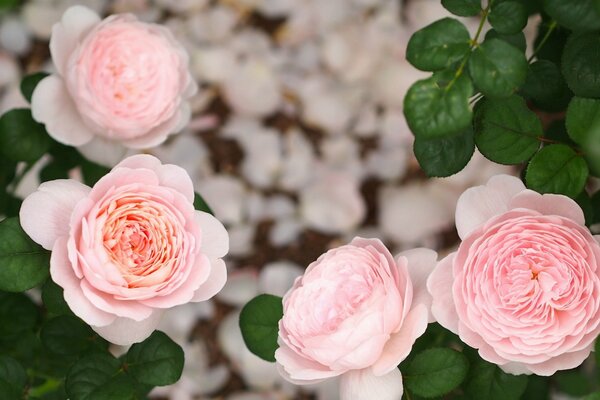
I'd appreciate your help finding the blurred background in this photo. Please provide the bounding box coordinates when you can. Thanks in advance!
[0,0,538,399]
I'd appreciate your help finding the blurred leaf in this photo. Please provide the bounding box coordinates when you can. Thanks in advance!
[0,356,26,400]
[414,126,474,177]
[562,32,600,98]
[41,316,98,356]
[464,357,528,400]
[485,29,526,52]
[40,160,69,182]
[576,191,594,226]
[194,192,214,215]
[468,38,528,98]
[125,331,184,387]
[544,0,600,31]
[406,18,471,71]
[522,375,550,400]
[80,159,109,187]
[566,97,600,146]
[0,291,38,339]
[441,0,481,16]
[474,96,541,164]
[239,294,283,362]
[489,1,527,34]
[554,370,591,397]
[0,217,50,292]
[20,72,49,103]
[522,60,572,112]
[404,348,469,398]
[0,109,52,163]
[66,353,136,400]
[41,280,72,317]
[525,144,588,198]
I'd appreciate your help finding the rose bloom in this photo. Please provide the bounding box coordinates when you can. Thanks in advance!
[31,6,196,161]
[276,237,436,400]
[20,155,228,345]
[428,175,600,375]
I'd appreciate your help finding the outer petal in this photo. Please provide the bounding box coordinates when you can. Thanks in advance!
[31,75,95,146]
[400,248,437,322]
[77,136,129,168]
[371,304,428,376]
[509,190,585,226]
[275,341,343,383]
[20,179,90,250]
[196,211,229,259]
[92,310,164,345]
[521,347,594,376]
[427,252,459,333]
[50,5,100,75]
[340,368,403,400]
[120,107,183,149]
[50,237,115,326]
[455,175,525,239]
[191,258,227,302]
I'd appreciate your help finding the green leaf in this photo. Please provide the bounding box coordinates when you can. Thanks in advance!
[414,126,474,177]
[125,331,184,386]
[0,292,38,339]
[521,60,572,112]
[0,356,26,399]
[575,191,594,226]
[194,192,214,215]
[0,217,50,292]
[544,0,600,31]
[468,38,528,98]
[441,0,481,16]
[41,280,72,316]
[20,72,49,103]
[465,358,528,400]
[566,97,600,146]
[489,1,527,34]
[485,29,526,52]
[0,109,52,163]
[66,353,136,400]
[562,32,600,98]
[521,375,550,400]
[403,348,469,398]
[80,159,110,187]
[474,96,541,164]
[0,0,19,11]
[404,73,473,139]
[0,192,21,218]
[40,160,69,182]
[525,144,588,198]
[581,393,600,400]
[534,20,569,66]
[41,315,98,356]
[406,18,471,71]
[239,294,283,362]
[554,370,591,397]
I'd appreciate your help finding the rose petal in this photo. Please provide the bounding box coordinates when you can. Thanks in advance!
[427,252,459,333]
[191,258,227,302]
[339,368,403,400]
[31,75,95,146]
[509,190,585,225]
[50,5,100,75]
[77,136,129,167]
[196,211,229,259]
[455,174,525,239]
[50,237,115,326]
[79,280,154,321]
[400,248,437,322]
[523,347,593,376]
[92,310,164,345]
[275,341,343,383]
[20,179,90,250]
[371,304,428,376]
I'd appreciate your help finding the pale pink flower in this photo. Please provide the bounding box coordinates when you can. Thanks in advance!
[276,237,436,400]
[31,6,196,153]
[20,155,228,345]
[428,175,600,375]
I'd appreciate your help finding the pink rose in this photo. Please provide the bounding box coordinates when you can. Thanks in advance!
[276,237,436,400]
[428,175,600,375]
[31,6,196,153]
[19,155,228,345]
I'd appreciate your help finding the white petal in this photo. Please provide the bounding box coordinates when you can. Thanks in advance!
[31,75,95,146]
[455,174,525,239]
[196,211,229,259]
[339,368,403,400]
[20,179,90,250]
[77,136,129,167]
[427,253,459,333]
[92,310,164,346]
[400,248,437,322]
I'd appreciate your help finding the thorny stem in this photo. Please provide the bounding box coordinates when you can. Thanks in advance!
[528,20,558,63]
[445,0,494,92]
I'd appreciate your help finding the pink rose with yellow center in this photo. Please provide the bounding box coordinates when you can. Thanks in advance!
[31,6,196,161]
[20,155,228,345]
[428,175,600,375]
[276,237,437,400]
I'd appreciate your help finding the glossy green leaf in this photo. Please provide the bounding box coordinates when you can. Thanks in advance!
[485,29,526,52]
[474,96,541,164]
[41,315,97,356]
[562,32,600,98]
[441,0,481,16]
[239,294,283,362]
[521,60,572,112]
[468,38,528,98]
[404,348,469,398]
[0,217,50,292]
[489,1,527,34]
[404,73,473,139]
[465,358,528,400]
[125,331,184,386]
[525,144,588,198]
[414,126,474,177]
[406,18,471,71]
[66,353,136,400]
[0,109,52,163]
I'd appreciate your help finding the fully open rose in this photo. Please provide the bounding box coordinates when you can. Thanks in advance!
[30,5,196,164]
[428,175,600,375]
[276,237,436,400]
[20,155,228,345]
